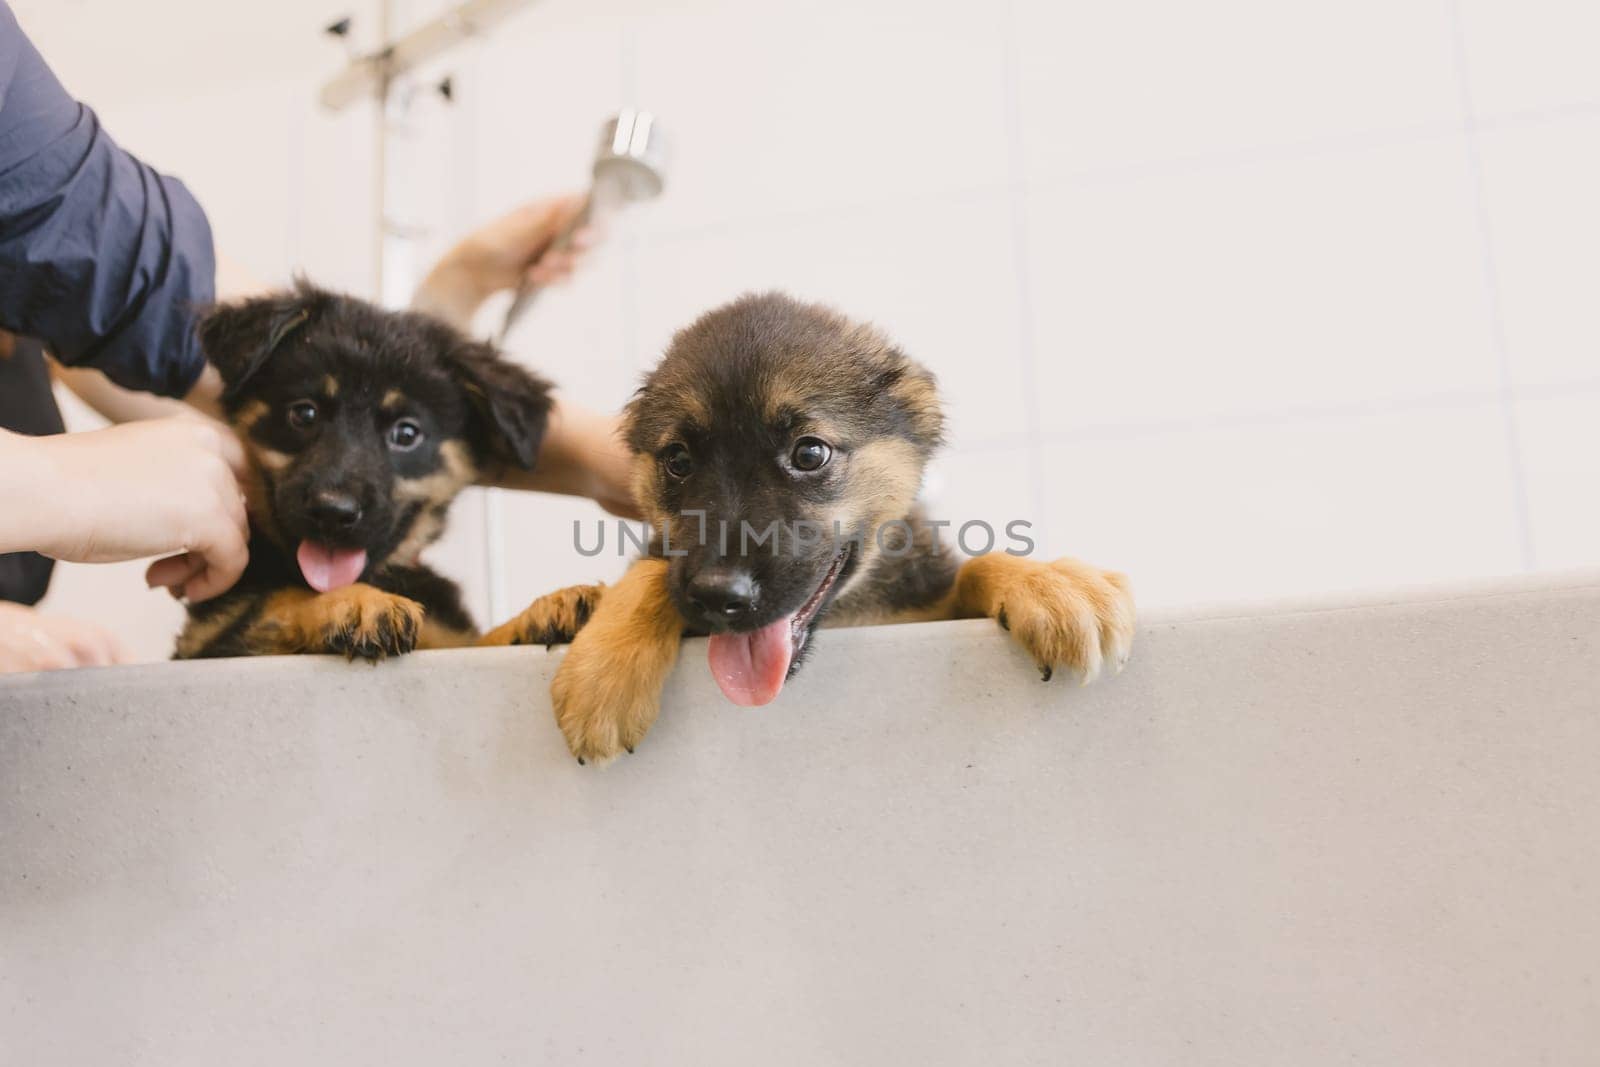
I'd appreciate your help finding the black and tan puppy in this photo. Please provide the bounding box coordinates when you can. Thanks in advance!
[175,281,551,660]
[489,292,1135,762]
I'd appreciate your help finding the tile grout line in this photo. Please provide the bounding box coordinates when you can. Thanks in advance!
[1447,0,1537,572]
[998,0,1049,550]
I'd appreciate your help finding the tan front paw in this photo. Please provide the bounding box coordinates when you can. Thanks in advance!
[961,555,1134,683]
[549,634,664,764]
[314,585,424,662]
[480,583,605,648]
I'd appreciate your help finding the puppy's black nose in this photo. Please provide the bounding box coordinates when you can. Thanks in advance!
[307,489,362,529]
[686,569,757,622]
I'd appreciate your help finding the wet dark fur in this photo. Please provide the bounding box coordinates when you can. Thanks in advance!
[174,282,551,660]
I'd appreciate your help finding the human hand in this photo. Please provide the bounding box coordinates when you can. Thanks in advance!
[413,194,598,330]
[0,602,132,673]
[2,418,250,602]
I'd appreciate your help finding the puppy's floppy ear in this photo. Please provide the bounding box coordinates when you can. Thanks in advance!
[198,286,324,400]
[447,340,554,469]
[872,347,944,453]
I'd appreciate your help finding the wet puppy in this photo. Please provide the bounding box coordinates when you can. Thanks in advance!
[490,292,1135,762]
[175,282,550,660]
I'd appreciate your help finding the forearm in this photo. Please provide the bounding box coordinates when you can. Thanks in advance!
[0,430,63,556]
[53,363,194,424]
[411,196,630,511]
[484,398,639,518]
[410,194,588,333]
[412,260,487,333]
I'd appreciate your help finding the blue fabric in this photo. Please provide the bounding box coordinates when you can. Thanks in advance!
[0,3,214,398]
[0,334,61,603]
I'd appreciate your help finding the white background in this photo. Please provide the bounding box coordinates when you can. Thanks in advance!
[16,0,1600,661]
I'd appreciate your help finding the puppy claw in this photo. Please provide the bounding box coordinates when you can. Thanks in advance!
[481,583,605,648]
[962,555,1135,687]
[309,586,423,662]
[546,559,678,763]
[551,635,666,763]
[577,756,586,766]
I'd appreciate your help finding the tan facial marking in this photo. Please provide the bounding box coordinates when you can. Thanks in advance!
[629,453,666,527]
[656,387,709,429]
[381,389,406,412]
[760,375,816,425]
[393,439,477,506]
[233,399,270,432]
[848,438,923,521]
[252,446,292,475]
[323,375,339,398]
[815,437,925,604]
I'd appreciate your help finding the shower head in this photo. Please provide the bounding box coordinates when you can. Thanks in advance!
[497,109,668,342]
[590,108,667,205]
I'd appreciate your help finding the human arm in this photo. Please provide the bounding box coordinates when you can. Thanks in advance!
[480,399,639,518]
[0,602,130,671]
[0,419,250,602]
[0,3,216,400]
[413,196,638,518]
[412,195,590,330]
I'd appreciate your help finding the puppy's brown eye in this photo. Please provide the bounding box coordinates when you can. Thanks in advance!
[662,443,693,479]
[287,400,318,429]
[387,418,424,452]
[790,437,832,472]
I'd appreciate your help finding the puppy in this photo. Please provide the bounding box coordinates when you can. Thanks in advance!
[489,292,1135,762]
[174,282,551,660]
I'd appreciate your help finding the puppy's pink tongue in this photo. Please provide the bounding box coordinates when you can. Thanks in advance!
[296,541,368,593]
[706,615,794,706]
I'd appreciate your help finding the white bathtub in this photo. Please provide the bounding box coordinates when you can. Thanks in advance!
[3,571,1597,1065]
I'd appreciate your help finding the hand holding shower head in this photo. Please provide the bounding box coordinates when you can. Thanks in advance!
[498,109,668,342]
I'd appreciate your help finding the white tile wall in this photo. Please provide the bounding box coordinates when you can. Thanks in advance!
[628,0,1012,238]
[14,0,380,295]
[1455,0,1600,118]
[17,0,1600,660]
[1014,0,1463,179]
[1037,404,1525,609]
[630,193,1028,445]
[1025,138,1501,432]
[1474,117,1600,389]
[1516,388,1600,572]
